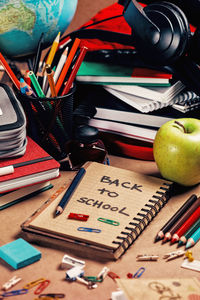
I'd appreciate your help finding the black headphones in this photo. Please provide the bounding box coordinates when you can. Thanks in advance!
[122,0,200,95]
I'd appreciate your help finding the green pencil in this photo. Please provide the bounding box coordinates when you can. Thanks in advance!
[178,217,200,247]
[29,70,45,98]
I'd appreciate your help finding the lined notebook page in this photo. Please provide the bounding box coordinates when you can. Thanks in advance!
[29,162,170,250]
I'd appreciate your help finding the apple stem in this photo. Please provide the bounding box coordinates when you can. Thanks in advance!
[174,120,186,133]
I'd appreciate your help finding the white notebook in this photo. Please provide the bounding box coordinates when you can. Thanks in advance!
[104,80,185,112]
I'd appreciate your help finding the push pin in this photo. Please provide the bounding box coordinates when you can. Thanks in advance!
[185,250,194,262]
[136,254,159,261]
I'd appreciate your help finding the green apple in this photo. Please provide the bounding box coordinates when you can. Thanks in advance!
[153,118,200,186]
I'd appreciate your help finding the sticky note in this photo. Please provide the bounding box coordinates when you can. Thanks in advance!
[0,238,41,269]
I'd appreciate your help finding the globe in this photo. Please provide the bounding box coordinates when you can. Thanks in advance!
[0,0,78,58]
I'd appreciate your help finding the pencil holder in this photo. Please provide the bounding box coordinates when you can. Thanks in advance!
[15,85,76,161]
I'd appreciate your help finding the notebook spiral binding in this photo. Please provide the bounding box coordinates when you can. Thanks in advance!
[112,182,172,255]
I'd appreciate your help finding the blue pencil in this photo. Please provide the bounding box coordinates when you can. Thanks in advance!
[54,167,86,217]
[185,226,200,249]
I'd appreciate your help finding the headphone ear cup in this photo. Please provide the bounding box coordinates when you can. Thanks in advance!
[136,2,190,65]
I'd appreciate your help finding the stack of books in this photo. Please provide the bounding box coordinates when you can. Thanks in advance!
[0,136,60,210]
[75,60,200,159]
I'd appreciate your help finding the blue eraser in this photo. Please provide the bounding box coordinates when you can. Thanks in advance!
[0,238,41,269]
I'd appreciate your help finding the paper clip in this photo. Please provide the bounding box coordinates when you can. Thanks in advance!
[97,217,120,226]
[127,267,145,278]
[34,280,50,295]
[136,254,159,261]
[108,271,120,281]
[77,227,101,233]
[68,213,89,221]
[83,276,103,282]
[39,294,65,298]
[163,250,185,261]
[24,278,46,289]
[2,288,28,297]
[2,276,22,290]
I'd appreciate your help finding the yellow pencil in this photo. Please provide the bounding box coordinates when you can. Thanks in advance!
[43,31,60,72]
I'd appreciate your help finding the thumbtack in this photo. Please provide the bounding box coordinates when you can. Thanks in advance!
[185,250,194,262]
[97,266,110,280]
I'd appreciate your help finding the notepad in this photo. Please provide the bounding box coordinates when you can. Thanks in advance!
[21,162,173,260]
[0,238,41,269]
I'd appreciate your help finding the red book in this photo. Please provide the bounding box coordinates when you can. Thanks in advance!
[0,137,60,193]
[171,206,200,244]
[131,68,172,79]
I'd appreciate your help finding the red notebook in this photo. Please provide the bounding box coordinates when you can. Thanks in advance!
[0,137,60,193]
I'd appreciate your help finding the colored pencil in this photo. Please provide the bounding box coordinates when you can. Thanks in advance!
[154,194,197,242]
[54,167,86,217]
[55,38,81,95]
[178,217,200,247]
[0,52,20,90]
[170,206,200,244]
[45,32,60,68]
[46,46,68,97]
[45,64,57,98]
[28,71,45,98]
[20,78,36,97]
[185,226,200,249]
[61,46,88,96]
[162,197,200,243]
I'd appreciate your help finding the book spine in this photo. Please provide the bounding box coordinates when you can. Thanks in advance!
[111,182,173,257]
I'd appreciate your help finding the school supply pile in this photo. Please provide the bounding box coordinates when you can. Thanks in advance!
[0,136,60,193]
[0,83,27,158]
[21,161,173,260]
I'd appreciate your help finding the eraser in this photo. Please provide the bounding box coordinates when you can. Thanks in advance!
[0,238,41,269]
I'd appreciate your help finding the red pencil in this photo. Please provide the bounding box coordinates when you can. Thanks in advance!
[61,46,88,96]
[0,52,20,90]
[171,206,200,244]
[55,37,81,95]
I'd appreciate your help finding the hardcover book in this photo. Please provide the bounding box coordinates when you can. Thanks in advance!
[0,136,60,193]
[21,161,173,260]
[76,61,172,86]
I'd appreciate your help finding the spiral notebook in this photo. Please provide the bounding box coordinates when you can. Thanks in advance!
[21,162,173,260]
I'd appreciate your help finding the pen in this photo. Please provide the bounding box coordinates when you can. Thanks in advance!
[0,156,53,176]
[55,38,81,95]
[33,32,45,74]
[61,46,88,96]
[0,52,20,90]
[54,167,86,217]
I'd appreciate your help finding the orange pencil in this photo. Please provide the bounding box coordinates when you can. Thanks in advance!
[61,46,88,96]
[55,38,81,95]
[45,64,57,98]
[0,52,20,90]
